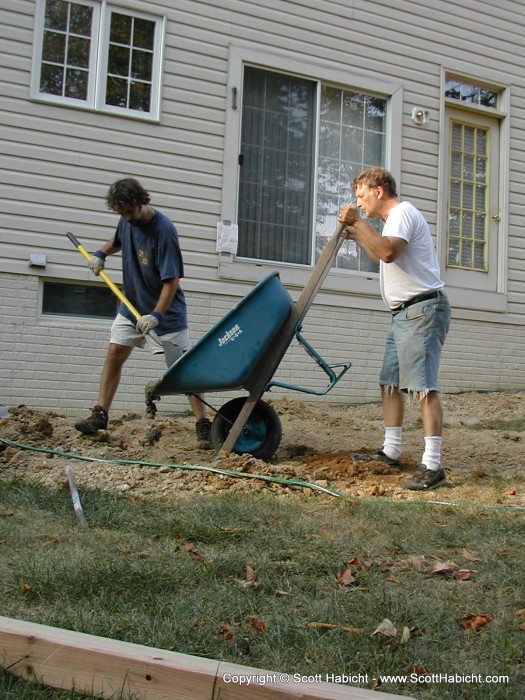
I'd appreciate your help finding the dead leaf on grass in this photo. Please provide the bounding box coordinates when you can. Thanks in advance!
[234,564,260,589]
[371,618,397,637]
[337,567,357,586]
[386,575,401,584]
[452,569,472,581]
[459,548,481,562]
[460,613,492,631]
[517,623,525,631]
[41,535,60,547]
[245,615,267,634]
[432,561,459,575]
[218,624,238,646]
[515,609,525,617]
[181,542,202,561]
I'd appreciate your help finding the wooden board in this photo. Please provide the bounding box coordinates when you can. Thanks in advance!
[0,615,414,699]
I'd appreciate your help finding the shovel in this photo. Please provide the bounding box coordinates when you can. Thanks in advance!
[67,232,183,366]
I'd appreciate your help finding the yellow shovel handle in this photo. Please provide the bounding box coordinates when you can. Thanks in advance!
[67,231,141,320]
[67,232,164,349]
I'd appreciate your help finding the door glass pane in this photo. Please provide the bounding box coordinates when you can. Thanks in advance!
[237,66,315,264]
[317,88,386,272]
[447,120,489,272]
[238,68,386,268]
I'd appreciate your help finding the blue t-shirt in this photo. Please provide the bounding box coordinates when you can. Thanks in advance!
[112,210,187,334]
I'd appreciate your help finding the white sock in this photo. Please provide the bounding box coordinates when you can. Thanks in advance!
[422,436,442,471]
[382,426,402,460]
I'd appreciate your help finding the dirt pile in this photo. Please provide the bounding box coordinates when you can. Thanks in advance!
[1,392,524,508]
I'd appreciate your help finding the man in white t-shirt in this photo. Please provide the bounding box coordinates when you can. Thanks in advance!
[338,167,451,490]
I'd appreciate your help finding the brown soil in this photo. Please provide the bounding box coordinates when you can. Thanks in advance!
[0,391,524,508]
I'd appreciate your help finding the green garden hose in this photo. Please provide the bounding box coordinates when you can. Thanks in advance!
[1,436,524,510]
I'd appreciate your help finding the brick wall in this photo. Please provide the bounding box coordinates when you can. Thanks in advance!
[1,273,525,419]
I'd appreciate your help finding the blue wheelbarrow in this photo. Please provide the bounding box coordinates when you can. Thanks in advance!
[145,223,352,460]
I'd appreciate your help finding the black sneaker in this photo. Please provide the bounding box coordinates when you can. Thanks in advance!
[401,465,446,491]
[352,448,401,466]
[74,405,108,434]
[195,418,213,450]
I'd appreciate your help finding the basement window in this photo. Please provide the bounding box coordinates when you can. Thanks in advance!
[42,281,119,319]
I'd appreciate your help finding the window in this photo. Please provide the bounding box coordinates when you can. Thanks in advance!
[31,0,164,120]
[440,72,507,304]
[42,281,119,319]
[237,66,387,272]
[447,121,490,272]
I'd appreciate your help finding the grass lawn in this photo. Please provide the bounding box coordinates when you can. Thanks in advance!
[0,480,523,699]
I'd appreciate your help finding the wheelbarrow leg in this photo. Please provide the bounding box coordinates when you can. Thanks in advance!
[216,222,349,459]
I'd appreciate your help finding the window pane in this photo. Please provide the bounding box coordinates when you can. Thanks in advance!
[105,76,128,107]
[40,63,64,95]
[110,12,132,43]
[131,49,153,81]
[40,0,93,100]
[65,67,89,99]
[237,66,315,264]
[108,44,130,76]
[45,0,68,31]
[129,80,151,111]
[69,3,93,35]
[447,120,489,272]
[68,35,90,68]
[42,282,119,319]
[134,18,155,50]
[105,12,155,113]
[42,30,66,63]
[318,90,386,272]
[445,77,497,109]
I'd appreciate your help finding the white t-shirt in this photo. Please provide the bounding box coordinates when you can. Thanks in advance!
[380,201,444,310]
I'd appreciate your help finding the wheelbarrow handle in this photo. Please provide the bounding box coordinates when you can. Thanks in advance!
[67,232,164,348]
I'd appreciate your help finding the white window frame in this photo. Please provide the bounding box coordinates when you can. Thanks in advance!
[219,42,402,299]
[438,69,510,313]
[31,0,165,121]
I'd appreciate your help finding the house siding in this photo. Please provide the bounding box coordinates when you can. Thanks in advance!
[1,0,525,415]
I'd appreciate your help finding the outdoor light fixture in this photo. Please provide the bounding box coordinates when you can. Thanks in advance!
[411,107,430,126]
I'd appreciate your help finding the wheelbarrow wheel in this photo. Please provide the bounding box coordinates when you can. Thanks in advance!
[211,397,282,461]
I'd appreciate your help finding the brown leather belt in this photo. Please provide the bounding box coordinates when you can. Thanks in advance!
[391,290,441,314]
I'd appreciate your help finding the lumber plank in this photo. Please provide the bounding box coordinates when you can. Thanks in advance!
[0,615,414,699]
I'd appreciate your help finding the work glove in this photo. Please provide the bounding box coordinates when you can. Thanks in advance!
[88,251,106,275]
[136,312,161,334]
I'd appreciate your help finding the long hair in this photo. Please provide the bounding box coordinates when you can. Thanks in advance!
[106,178,151,211]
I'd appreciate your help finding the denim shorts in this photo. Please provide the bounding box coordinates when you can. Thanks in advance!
[379,292,451,396]
[110,313,190,355]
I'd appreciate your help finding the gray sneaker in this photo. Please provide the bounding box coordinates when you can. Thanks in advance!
[401,465,446,491]
[352,448,401,466]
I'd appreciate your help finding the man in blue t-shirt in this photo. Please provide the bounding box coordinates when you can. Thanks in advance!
[74,178,212,449]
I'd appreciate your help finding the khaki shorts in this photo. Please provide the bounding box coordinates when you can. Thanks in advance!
[110,313,190,355]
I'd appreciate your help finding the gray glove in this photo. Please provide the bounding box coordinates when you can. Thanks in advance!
[137,313,160,334]
[88,251,106,275]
